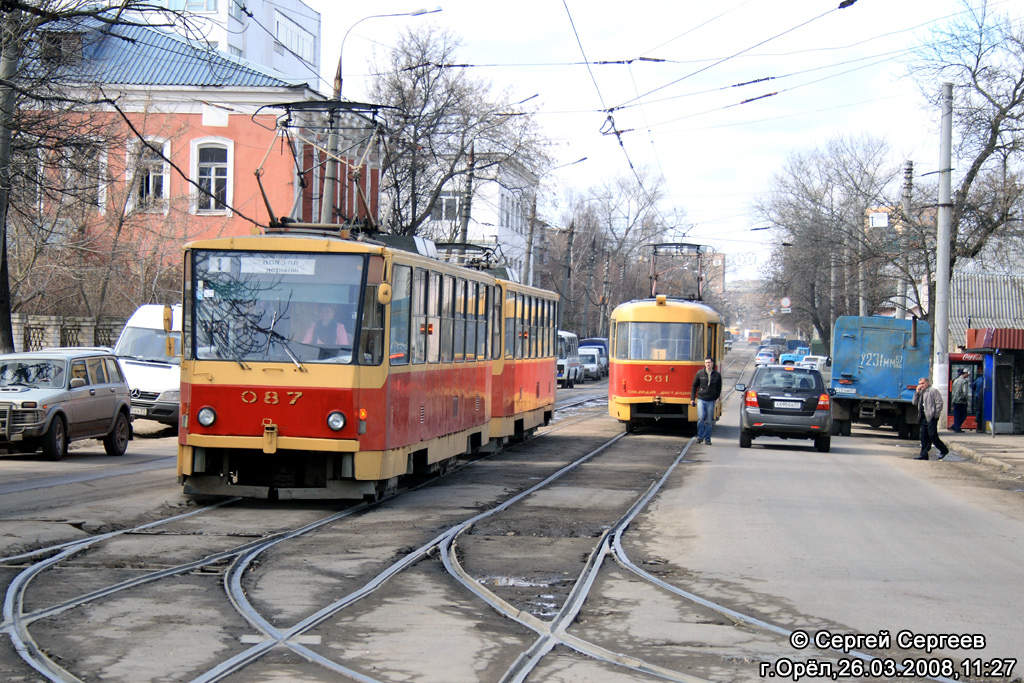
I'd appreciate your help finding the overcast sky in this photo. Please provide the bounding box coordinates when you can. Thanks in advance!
[303,0,999,280]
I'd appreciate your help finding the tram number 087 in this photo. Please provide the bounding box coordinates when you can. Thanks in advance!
[241,390,304,405]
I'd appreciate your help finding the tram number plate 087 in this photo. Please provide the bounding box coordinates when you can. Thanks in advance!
[774,401,802,410]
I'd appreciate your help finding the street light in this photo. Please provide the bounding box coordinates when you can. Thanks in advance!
[320,7,442,224]
[523,156,587,286]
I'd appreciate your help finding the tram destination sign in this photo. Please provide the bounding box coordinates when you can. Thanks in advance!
[240,256,317,275]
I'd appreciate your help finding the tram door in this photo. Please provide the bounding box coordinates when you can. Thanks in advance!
[707,322,719,364]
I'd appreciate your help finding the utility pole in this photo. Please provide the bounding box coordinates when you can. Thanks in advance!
[898,160,914,319]
[458,142,475,260]
[523,156,586,286]
[934,82,953,407]
[558,222,574,329]
[600,252,611,337]
[582,241,596,337]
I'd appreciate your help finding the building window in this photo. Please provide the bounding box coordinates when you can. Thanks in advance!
[63,140,107,211]
[162,0,218,11]
[39,31,83,65]
[191,138,233,214]
[431,192,461,222]
[275,11,315,64]
[130,140,168,213]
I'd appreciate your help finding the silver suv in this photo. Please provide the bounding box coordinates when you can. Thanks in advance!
[0,348,133,460]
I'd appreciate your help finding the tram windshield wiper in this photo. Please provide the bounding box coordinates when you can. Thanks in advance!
[267,328,306,371]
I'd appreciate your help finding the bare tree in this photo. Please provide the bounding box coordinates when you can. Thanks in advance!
[367,25,549,236]
[0,1,221,349]
[908,0,1024,280]
[532,169,674,334]
[757,135,903,350]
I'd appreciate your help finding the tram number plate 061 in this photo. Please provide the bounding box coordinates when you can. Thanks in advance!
[774,401,802,410]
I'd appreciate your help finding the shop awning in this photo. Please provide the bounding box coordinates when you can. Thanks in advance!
[966,328,1024,351]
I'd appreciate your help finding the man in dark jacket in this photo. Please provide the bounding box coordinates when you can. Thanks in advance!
[690,356,722,445]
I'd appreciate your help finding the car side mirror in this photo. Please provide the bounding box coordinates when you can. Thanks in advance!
[828,387,836,396]
[826,357,832,367]
[70,377,86,389]
[735,383,746,392]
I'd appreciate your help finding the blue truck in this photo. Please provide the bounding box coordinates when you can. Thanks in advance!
[829,316,931,439]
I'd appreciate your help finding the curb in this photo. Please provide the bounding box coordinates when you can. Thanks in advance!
[948,443,1015,473]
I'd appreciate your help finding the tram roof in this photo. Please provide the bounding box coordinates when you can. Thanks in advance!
[611,297,722,323]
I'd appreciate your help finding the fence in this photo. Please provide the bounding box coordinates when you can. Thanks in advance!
[11,314,127,353]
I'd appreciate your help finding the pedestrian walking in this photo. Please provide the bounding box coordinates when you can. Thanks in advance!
[972,373,985,433]
[690,356,722,445]
[912,377,949,460]
[951,369,970,432]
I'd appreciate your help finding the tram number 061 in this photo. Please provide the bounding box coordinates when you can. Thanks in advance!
[241,390,303,405]
[644,374,670,383]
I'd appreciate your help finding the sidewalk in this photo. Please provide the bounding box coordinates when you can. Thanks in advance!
[944,429,1024,478]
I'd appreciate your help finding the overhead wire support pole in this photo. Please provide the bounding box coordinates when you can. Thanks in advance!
[934,82,953,421]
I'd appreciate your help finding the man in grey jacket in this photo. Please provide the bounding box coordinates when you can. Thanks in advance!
[912,377,949,460]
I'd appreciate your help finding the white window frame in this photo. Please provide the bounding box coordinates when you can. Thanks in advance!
[127,139,169,214]
[190,136,233,216]
[61,142,107,214]
[274,10,315,64]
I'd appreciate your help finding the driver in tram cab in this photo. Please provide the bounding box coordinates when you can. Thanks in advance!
[303,303,349,347]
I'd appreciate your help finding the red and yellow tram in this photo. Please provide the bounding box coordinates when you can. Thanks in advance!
[608,296,725,433]
[176,226,557,500]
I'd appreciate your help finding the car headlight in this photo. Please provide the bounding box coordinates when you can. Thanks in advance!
[157,390,180,403]
[327,411,346,431]
[197,407,216,427]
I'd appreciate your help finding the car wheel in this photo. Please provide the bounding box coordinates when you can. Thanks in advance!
[841,420,851,437]
[815,434,831,452]
[42,415,68,461]
[739,429,752,448]
[103,411,131,457]
[830,420,841,436]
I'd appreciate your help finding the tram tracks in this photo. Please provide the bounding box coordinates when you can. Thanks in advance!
[0,401,613,681]
[2,389,960,682]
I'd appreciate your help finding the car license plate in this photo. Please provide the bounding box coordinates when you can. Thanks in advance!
[834,386,856,394]
[131,406,147,416]
[775,401,802,410]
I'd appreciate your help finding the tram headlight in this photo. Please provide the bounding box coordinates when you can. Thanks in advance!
[327,411,346,431]
[197,407,216,427]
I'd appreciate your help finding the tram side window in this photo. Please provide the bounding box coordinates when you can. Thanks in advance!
[360,285,384,365]
[477,285,488,360]
[465,281,477,361]
[491,286,501,360]
[427,272,441,363]
[389,265,412,365]
[504,289,516,358]
[411,268,427,364]
[441,274,454,363]
[454,278,467,362]
[516,293,525,358]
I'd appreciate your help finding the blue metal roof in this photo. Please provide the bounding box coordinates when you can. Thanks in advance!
[50,17,306,89]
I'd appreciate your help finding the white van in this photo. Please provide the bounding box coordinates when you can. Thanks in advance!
[556,330,583,388]
[113,304,182,426]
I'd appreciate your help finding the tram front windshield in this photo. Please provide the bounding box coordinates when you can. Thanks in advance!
[189,250,365,364]
[615,321,704,361]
